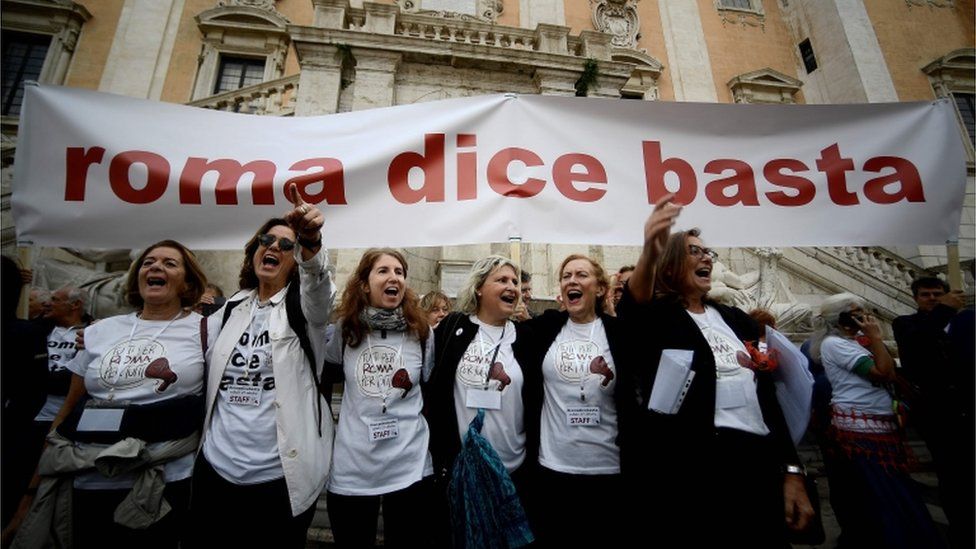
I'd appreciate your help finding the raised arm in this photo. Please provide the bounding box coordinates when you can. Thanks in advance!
[630,193,682,303]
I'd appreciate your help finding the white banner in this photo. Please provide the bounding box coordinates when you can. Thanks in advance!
[12,85,967,250]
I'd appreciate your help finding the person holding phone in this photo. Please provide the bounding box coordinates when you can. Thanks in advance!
[808,293,943,548]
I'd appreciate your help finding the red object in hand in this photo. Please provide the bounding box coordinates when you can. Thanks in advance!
[391,368,413,397]
[739,341,779,373]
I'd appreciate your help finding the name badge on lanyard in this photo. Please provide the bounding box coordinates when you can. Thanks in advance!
[368,417,399,442]
[566,406,600,426]
[466,388,502,410]
[226,384,262,407]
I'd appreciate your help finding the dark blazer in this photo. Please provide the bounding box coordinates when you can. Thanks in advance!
[614,286,799,479]
[423,312,541,478]
[521,308,630,468]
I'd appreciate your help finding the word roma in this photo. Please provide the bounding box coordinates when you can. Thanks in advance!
[62,136,925,207]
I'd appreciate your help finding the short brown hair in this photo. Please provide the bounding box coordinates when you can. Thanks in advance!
[420,291,450,313]
[126,240,207,309]
[558,254,611,315]
[748,308,777,331]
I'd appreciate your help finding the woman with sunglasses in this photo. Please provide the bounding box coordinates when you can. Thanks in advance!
[188,184,335,548]
[614,194,813,548]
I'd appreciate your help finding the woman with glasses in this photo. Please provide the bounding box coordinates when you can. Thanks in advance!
[188,184,335,548]
[614,194,813,547]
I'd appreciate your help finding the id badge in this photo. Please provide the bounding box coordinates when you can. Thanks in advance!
[716,381,748,409]
[226,384,261,407]
[566,406,600,426]
[368,417,399,442]
[466,388,502,410]
[77,408,124,432]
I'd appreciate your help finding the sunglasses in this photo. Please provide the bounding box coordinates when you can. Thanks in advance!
[257,234,296,251]
[688,244,718,260]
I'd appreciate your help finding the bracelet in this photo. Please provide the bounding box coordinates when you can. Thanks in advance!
[298,235,321,249]
[783,464,806,476]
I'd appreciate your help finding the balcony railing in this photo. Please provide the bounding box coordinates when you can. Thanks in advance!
[187,74,299,115]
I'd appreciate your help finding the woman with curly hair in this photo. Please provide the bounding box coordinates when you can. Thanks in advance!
[323,248,434,548]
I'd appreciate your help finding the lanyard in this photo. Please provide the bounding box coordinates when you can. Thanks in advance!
[365,330,405,413]
[571,319,599,402]
[109,311,182,397]
[477,323,506,390]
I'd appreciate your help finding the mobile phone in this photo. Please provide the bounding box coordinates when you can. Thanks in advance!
[838,311,861,329]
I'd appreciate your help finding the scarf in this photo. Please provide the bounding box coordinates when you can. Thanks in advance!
[361,306,408,332]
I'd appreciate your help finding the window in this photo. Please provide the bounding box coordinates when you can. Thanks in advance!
[2,32,50,117]
[720,0,753,8]
[799,39,817,74]
[214,56,266,94]
[953,92,975,149]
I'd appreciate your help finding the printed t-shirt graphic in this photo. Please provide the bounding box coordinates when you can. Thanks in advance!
[453,316,526,472]
[687,307,769,436]
[66,312,206,489]
[540,318,620,474]
[203,302,284,484]
[35,325,83,421]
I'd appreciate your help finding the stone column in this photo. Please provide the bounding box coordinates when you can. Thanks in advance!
[311,0,350,29]
[351,49,401,111]
[294,43,344,116]
[533,68,578,96]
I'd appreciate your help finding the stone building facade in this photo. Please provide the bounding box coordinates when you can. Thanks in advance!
[2,0,974,335]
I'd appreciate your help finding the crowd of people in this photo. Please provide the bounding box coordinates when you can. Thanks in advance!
[0,190,971,548]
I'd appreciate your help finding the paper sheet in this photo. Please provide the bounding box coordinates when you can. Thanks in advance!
[648,349,695,414]
[767,326,814,445]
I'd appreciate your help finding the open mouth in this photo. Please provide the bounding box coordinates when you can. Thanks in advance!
[500,293,516,305]
[384,286,400,297]
[147,276,166,287]
[566,289,583,305]
[695,267,711,279]
[261,254,280,267]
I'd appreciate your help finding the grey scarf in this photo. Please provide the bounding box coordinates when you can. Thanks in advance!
[361,306,408,331]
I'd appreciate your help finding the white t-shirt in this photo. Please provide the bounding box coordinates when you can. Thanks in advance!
[66,311,206,489]
[821,335,893,432]
[687,307,769,436]
[203,301,284,484]
[539,318,619,475]
[326,327,434,496]
[35,325,82,422]
[453,316,525,472]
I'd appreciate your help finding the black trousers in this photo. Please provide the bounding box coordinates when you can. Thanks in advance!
[186,456,316,549]
[531,466,626,549]
[327,476,437,548]
[74,478,190,549]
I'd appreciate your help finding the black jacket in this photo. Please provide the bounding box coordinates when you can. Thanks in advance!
[423,312,541,478]
[614,287,799,481]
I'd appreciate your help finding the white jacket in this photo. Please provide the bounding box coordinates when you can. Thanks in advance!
[203,245,335,516]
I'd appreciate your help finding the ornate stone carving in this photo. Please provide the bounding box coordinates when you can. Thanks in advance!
[709,257,815,333]
[728,68,802,104]
[395,0,503,23]
[217,0,278,11]
[590,0,640,49]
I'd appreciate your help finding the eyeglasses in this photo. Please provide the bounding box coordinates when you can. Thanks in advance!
[688,244,717,260]
[257,234,296,251]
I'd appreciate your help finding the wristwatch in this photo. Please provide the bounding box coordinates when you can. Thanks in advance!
[784,463,807,476]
